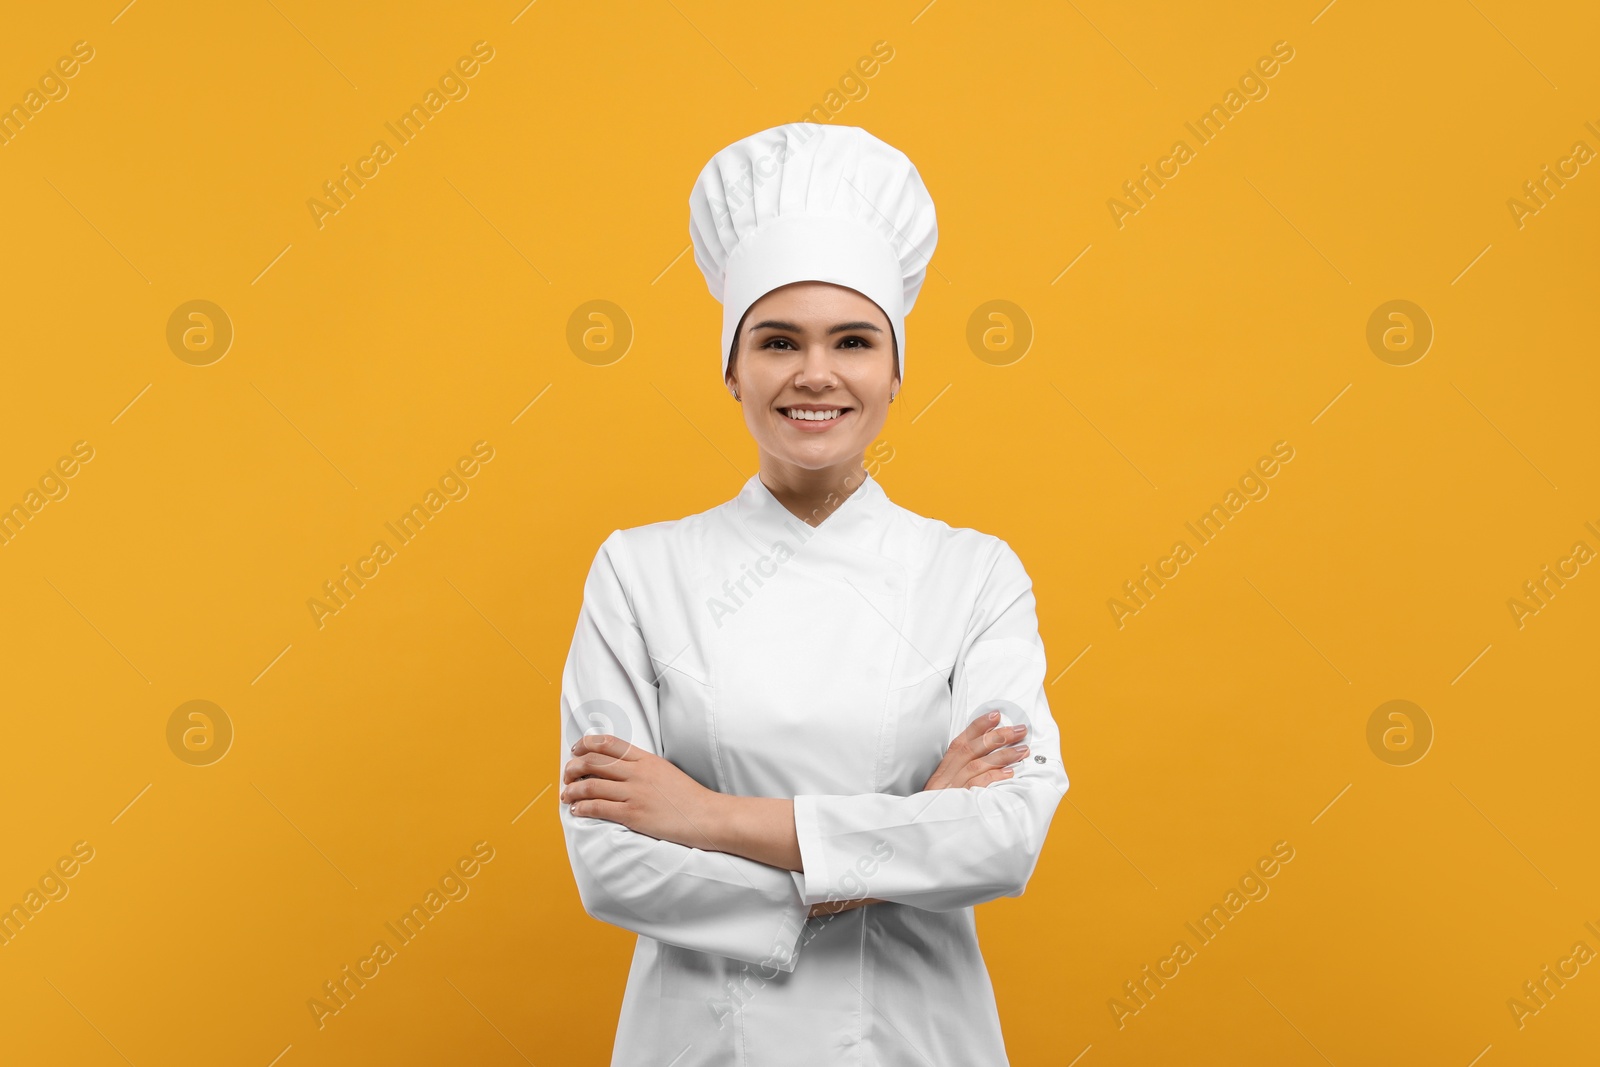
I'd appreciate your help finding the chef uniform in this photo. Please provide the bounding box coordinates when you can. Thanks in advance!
[559,123,1069,1066]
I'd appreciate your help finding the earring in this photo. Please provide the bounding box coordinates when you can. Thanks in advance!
[732,388,740,401]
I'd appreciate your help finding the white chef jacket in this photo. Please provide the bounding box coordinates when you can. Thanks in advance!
[558,470,1068,1066]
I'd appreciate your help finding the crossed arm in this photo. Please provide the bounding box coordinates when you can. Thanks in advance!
[560,710,1034,919]
[559,535,1066,965]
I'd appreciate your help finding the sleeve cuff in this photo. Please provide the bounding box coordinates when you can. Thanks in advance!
[755,873,810,974]
[792,794,831,906]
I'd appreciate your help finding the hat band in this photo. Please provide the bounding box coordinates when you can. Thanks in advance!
[720,214,906,383]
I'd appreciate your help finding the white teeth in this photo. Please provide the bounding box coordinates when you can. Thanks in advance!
[783,408,843,421]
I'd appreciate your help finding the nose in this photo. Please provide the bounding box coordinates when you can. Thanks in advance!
[794,343,840,390]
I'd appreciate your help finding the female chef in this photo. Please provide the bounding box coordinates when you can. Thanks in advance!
[557,122,1069,1066]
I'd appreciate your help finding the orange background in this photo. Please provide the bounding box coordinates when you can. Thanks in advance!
[1,1,1596,1064]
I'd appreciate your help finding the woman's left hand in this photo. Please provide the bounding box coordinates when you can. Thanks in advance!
[562,734,726,851]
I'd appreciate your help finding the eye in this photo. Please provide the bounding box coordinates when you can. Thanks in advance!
[759,336,797,350]
[837,335,873,349]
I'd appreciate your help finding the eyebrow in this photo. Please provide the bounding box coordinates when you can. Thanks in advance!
[746,319,884,335]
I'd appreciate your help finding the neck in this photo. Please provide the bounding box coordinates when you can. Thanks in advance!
[757,453,870,527]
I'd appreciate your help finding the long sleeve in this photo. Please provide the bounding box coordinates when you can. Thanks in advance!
[791,539,1069,911]
[558,532,812,972]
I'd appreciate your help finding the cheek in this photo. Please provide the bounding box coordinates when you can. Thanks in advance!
[850,373,895,410]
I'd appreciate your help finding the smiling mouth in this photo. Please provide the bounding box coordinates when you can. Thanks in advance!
[779,407,851,422]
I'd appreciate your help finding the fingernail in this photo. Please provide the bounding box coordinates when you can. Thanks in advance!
[1012,725,1026,735]
[1017,746,1030,756]
[988,711,1000,722]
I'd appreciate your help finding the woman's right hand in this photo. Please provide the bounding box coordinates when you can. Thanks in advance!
[921,711,1030,791]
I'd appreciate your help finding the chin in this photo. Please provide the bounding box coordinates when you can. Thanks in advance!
[773,443,862,469]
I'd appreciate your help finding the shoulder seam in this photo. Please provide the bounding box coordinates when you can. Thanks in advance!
[597,529,639,620]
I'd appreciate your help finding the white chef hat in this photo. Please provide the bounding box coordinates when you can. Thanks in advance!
[688,122,937,385]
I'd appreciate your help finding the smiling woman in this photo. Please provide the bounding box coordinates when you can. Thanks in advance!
[723,281,899,517]
[557,122,1068,1067]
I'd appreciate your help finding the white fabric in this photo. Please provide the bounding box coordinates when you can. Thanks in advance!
[688,122,939,384]
[558,472,1068,1066]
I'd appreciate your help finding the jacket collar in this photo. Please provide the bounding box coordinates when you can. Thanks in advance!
[732,469,889,553]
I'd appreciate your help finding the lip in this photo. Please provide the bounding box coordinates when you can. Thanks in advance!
[777,406,853,432]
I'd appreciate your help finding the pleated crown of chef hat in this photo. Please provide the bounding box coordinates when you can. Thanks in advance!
[688,122,938,385]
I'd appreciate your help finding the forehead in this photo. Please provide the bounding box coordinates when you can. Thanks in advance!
[745,280,888,326]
